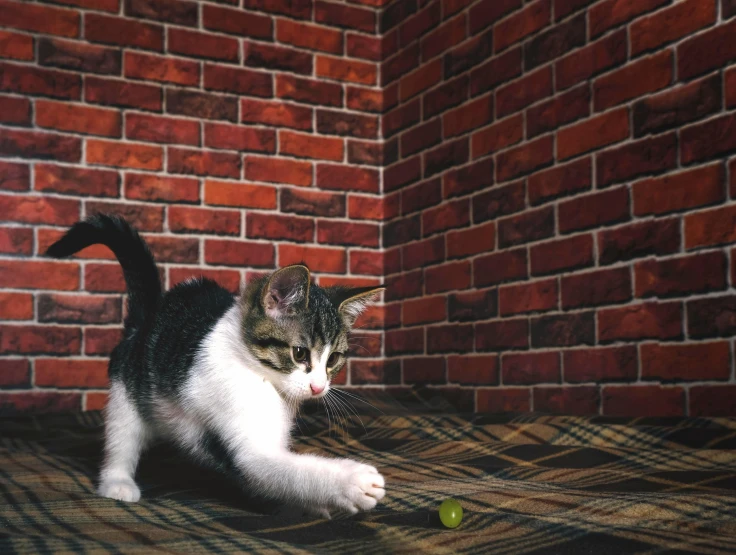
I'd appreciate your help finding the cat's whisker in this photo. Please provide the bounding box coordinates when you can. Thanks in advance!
[325,394,347,441]
[333,388,385,415]
[331,391,367,436]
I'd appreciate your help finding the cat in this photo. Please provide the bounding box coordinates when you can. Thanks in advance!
[47,214,386,517]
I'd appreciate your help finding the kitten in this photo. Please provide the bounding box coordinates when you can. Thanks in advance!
[47,214,385,517]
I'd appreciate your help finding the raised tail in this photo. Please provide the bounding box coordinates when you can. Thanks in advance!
[46,214,162,327]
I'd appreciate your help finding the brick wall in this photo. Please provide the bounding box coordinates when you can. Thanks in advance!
[3,0,736,417]
[378,0,736,417]
[0,0,388,412]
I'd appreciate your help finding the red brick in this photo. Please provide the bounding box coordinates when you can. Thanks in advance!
[528,157,591,206]
[641,341,730,382]
[422,12,466,61]
[0,392,82,413]
[633,164,724,216]
[497,135,553,181]
[279,131,343,162]
[597,133,677,187]
[244,42,312,75]
[468,0,520,33]
[316,0,375,32]
[498,206,554,248]
[124,174,197,204]
[635,252,727,299]
[351,249,400,276]
[557,108,629,161]
[424,75,468,120]
[476,318,528,351]
[690,385,736,416]
[87,140,161,171]
[527,85,590,140]
[317,164,379,193]
[124,0,197,25]
[681,113,736,166]
[401,120,442,158]
[427,323,474,354]
[558,187,629,234]
[402,236,445,270]
[503,352,560,385]
[166,89,238,122]
[0,227,32,255]
[282,188,346,218]
[399,1,440,46]
[34,101,117,139]
[530,234,593,276]
[632,0,716,56]
[447,222,495,259]
[126,114,199,146]
[86,392,108,411]
[599,219,680,265]
[85,77,161,111]
[0,194,79,226]
[595,51,673,111]
[0,94,30,126]
[524,13,586,70]
[246,156,311,186]
[169,206,240,236]
[562,267,631,309]
[145,236,199,263]
[402,296,446,326]
[678,17,736,80]
[34,165,116,198]
[169,267,241,293]
[169,28,238,62]
[470,47,522,97]
[318,275,380,288]
[443,95,493,138]
[0,30,34,61]
[423,199,469,236]
[477,388,530,413]
[0,161,28,192]
[356,303,402,330]
[383,43,420,86]
[0,325,81,355]
[0,0,79,37]
[425,261,471,294]
[384,215,421,248]
[345,87,385,114]
[278,244,346,274]
[36,359,109,388]
[686,204,736,250]
[168,148,241,179]
[447,355,498,385]
[276,19,341,54]
[497,66,553,118]
[474,248,528,286]
[38,37,119,75]
[589,0,669,38]
[598,302,682,342]
[204,239,275,268]
[399,59,441,102]
[203,64,272,98]
[564,346,638,383]
[351,360,401,385]
[276,74,343,107]
[203,123,274,154]
[247,213,314,243]
[443,158,494,199]
[0,129,81,162]
[347,33,382,61]
[85,263,124,293]
[0,292,32,320]
[603,385,684,417]
[124,51,199,86]
[472,114,524,160]
[384,157,422,192]
[86,201,163,232]
[316,56,376,86]
[317,220,378,247]
[385,328,424,355]
[534,386,599,415]
[495,0,550,52]
[203,4,272,39]
[84,327,123,356]
[531,312,595,348]
[0,61,81,100]
[555,29,626,91]
[318,110,379,139]
[0,359,30,387]
[85,13,162,51]
[500,279,557,316]
[241,99,311,131]
[203,180,275,210]
[383,99,421,138]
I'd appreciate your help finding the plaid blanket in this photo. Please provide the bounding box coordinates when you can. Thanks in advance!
[2,390,736,554]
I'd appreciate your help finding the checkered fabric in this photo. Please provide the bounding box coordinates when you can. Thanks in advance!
[2,390,736,554]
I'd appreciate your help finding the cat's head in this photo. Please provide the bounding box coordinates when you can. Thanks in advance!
[240,265,383,402]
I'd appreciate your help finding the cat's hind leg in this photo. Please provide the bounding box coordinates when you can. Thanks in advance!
[97,381,150,502]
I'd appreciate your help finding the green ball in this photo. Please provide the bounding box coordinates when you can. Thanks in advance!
[439,498,463,529]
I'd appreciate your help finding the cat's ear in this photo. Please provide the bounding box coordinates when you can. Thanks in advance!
[262,265,310,318]
[331,286,385,327]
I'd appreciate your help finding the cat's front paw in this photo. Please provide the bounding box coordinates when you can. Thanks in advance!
[98,478,141,502]
[329,459,385,515]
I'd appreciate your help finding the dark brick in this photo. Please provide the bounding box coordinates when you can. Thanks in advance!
[534,387,599,415]
[598,302,683,343]
[383,215,421,248]
[532,312,594,347]
[635,251,727,298]
[598,219,680,265]
[125,0,198,25]
[562,267,632,309]
[527,84,590,139]
[504,352,560,385]
[530,234,594,276]
[424,75,468,119]
[474,248,527,286]
[687,295,736,339]
[597,133,678,187]
[401,179,442,215]
[166,89,237,122]
[427,324,474,354]
[498,206,554,248]
[317,110,378,139]
[448,289,498,322]
[558,187,630,234]
[473,181,526,223]
[564,346,638,383]
[528,157,591,206]
[38,38,121,75]
[524,13,585,70]
[476,319,529,351]
[443,28,493,79]
[280,189,345,218]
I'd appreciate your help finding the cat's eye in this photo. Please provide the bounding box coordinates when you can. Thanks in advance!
[293,346,309,363]
[327,353,340,368]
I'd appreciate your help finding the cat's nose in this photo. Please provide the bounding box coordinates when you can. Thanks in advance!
[310,383,325,395]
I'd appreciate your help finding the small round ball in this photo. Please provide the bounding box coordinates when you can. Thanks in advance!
[439,498,463,529]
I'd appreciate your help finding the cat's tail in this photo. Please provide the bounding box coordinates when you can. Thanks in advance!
[46,214,161,327]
